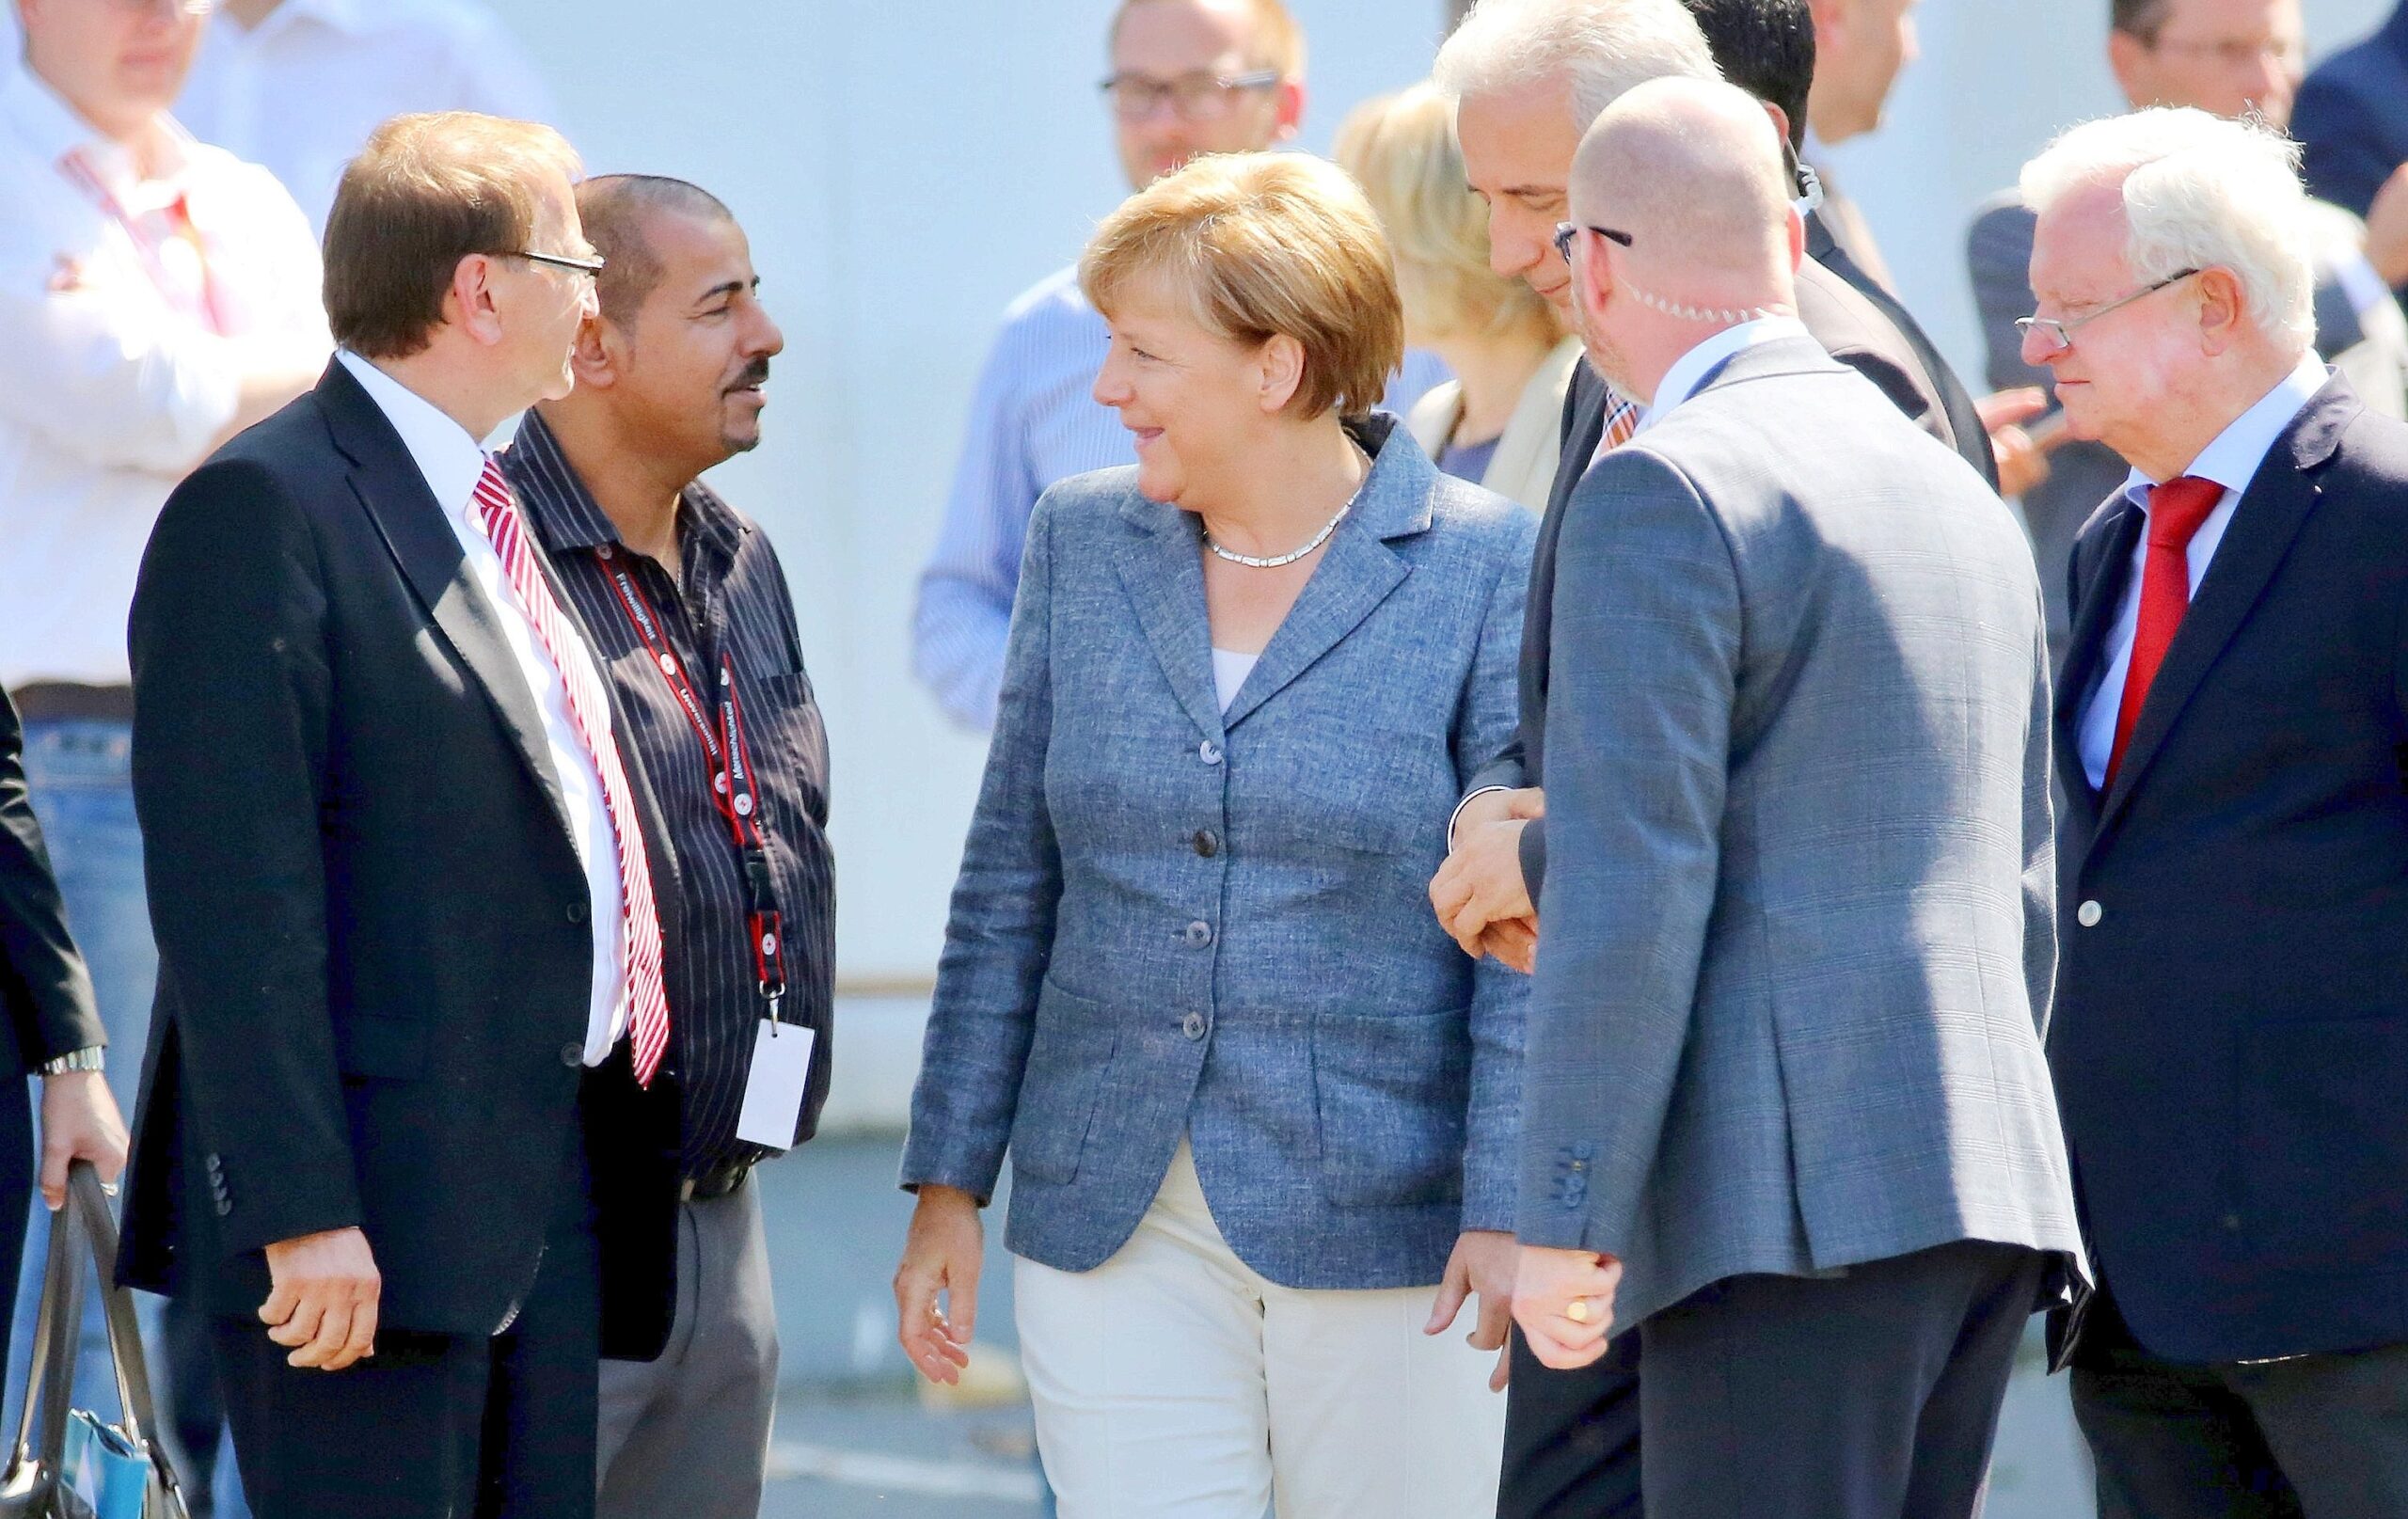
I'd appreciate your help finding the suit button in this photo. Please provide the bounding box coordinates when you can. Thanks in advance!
[566,900,589,925]
[1182,921,1213,947]
[1192,830,1219,858]
[2076,900,2102,928]
[561,1041,585,1068]
[214,1198,233,1218]
[2223,1212,2242,1231]
[1198,740,1222,767]
[1180,1012,1207,1040]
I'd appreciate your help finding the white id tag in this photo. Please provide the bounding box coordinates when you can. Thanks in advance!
[735,1019,816,1150]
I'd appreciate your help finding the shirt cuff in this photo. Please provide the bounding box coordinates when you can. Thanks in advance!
[1448,786,1513,851]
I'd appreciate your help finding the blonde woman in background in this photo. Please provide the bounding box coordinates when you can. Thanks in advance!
[1338,83,1580,508]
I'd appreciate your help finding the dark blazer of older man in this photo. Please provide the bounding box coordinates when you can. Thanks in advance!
[2052,370,2408,1514]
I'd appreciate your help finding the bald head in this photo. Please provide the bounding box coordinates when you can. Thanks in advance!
[577,174,737,328]
[1571,74,1795,302]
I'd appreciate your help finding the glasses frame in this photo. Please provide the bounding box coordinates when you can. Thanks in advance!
[2016,267,2202,355]
[1098,68,1283,122]
[1553,222,1635,264]
[505,249,608,277]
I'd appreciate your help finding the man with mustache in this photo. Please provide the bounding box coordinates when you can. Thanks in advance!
[500,175,833,1519]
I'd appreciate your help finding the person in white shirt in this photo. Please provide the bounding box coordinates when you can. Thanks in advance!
[175,0,554,233]
[0,2,327,1506]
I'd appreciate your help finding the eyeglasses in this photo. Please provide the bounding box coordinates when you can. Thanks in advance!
[1553,222,1635,263]
[106,0,215,15]
[2143,34,2306,70]
[504,249,607,277]
[2015,268,2201,355]
[1100,69,1281,122]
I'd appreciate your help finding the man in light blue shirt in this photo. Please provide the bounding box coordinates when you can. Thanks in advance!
[912,0,1442,730]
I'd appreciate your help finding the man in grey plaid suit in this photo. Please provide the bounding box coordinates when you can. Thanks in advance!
[1507,78,2087,1518]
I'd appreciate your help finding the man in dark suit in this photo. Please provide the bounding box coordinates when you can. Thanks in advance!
[2295,1,2408,230]
[119,112,678,1519]
[0,688,126,1369]
[1428,2,2026,1512]
[2030,106,2408,1516]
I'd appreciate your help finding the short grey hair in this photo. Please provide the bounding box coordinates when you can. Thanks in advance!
[1434,0,1720,133]
[2020,107,2315,356]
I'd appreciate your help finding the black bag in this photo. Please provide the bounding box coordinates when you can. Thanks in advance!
[0,1161,190,1518]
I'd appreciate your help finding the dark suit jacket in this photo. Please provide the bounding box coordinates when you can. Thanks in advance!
[2295,4,2408,223]
[118,362,678,1359]
[2052,374,2408,1364]
[0,689,106,1079]
[1473,254,2003,890]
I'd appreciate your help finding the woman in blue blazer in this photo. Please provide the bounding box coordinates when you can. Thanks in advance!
[895,151,1534,1517]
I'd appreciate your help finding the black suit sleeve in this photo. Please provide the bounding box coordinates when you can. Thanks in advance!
[2293,74,2396,220]
[0,690,105,1074]
[129,458,362,1258]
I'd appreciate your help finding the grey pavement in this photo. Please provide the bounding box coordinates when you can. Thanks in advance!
[754,1133,2093,1517]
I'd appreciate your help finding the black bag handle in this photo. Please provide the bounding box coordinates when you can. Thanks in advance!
[65,1163,186,1519]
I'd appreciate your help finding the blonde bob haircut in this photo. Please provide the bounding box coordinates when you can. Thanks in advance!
[1081,151,1403,422]
[1336,84,1555,347]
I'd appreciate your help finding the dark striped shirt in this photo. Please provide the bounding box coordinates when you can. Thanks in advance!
[502,412,832,1177]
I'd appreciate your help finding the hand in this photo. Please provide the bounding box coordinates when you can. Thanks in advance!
[1426,1229,1520,1391]
[1432,787,1543,957]
[1977,388,2052,498]
[1511,1243,1624,1371]
[895,1184,982,1385]
[37,1070,127,1211]
[1478,916,1538,975]
[2363,161,2408,288]
[261,1227,380,1371]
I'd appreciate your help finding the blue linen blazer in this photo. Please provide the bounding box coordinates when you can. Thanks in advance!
[901,415,1535,1290]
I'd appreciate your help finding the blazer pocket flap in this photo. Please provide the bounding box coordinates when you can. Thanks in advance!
[1311,1005,1470,1207]
[334,1013,427,1080]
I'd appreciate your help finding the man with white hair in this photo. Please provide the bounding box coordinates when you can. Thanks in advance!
[1421,4,2013,1510]
[2030,106,2408,1516]
[1511,74,2083,1517]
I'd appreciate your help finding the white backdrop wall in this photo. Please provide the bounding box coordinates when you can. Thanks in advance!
[467,0,2392,998]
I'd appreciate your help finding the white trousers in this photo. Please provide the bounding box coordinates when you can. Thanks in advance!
[1014,1141,1507,1518]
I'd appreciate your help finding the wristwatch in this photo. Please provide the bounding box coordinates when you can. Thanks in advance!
[39,1047,103,1077]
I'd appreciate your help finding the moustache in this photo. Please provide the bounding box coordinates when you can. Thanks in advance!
[726,359,771,394]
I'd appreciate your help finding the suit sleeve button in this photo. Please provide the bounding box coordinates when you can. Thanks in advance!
[2077,900,2102,928]
[561,1041,585,1068]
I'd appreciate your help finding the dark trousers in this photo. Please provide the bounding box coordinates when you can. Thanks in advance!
[1636,1240,2044,1519]
[1497,1330,1643,1518]
[2071,1290,2408,1518]
[214,1133,600,1519]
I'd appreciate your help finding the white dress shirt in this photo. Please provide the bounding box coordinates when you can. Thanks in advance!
[1637,314,1814,433]
[2076,354,2331,789]
[336,352,628,1065]
[176,0,554,233]
[0,64,330,688]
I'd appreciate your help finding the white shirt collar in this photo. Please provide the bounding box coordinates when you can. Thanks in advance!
[2118,353,2332,510]
[336,351,490,521]
[2,61,193,200]
[1636,315,1814,435]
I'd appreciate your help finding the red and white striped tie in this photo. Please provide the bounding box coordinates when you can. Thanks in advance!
[470,459,671,1085]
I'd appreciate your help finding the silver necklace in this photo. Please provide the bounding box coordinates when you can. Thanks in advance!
[1203,444,1367,569]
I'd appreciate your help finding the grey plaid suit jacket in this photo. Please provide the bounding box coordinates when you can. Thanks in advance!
[1515,335,2086,1329]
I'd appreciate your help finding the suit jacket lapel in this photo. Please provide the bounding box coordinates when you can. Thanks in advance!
[2094,380,2358,835]
[316,366,576,838]
[2053,501,2142,841]
[1219,419,1428,731]
[1111,498,1226,741]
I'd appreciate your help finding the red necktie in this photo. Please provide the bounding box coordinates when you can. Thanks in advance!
[2104,475,2225,791]
[471,459,672,1084]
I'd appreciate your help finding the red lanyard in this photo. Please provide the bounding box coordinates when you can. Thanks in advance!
[593,545,786,1014]
[58,150,229,336]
